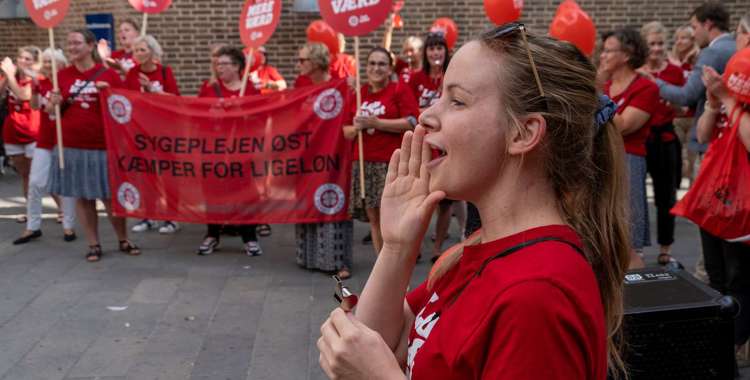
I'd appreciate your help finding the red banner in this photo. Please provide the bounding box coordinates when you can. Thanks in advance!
[102,80,353,224]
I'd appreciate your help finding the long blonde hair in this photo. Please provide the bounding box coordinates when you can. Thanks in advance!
[428,29,631,377]
[670,25,700,66]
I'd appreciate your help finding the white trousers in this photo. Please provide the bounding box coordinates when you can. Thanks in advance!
[27,148,76,231]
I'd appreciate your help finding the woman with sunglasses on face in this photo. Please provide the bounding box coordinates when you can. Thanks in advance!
[293,43,355,279]
[598,28,658,268]
[639,22,686,265]
[344,47,419,256]
[1,46,42,224]
[196,46,261,257]
[318,24,630,379]
[13,48,77,245]
[48,29,137,262]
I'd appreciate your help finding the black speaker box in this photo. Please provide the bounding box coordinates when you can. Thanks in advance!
[617,267,736,380]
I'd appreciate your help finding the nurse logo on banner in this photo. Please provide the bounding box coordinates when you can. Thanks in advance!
[239,0,282,48]
[318,0,392,36]
[24,0,70,28]
[128,0,172,14]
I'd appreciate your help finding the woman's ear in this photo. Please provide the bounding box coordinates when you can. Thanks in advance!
[507,113,546,155]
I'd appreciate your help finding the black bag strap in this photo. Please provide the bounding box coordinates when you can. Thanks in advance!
[61,66,107,114]
[212,82,223,98]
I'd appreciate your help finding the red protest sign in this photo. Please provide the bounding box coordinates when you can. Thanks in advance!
[128,0,172,14]
[318,0,392,36]
[239,0,281,48]
[23,0,70,28]
[102,80,353,224]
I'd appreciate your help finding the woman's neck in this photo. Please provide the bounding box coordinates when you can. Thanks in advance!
[429,65,442,78]
[74,57,96,72]
[645,58,666,72]
[473,164,565,244]
[223,76,242,90]
[310,70,330,84]
[369,79,387,92]
[410,60,422,71]
[611,66,636,85]
[141,60,157,72]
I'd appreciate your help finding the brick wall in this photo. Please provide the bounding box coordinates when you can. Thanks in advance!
[1,0,746,94]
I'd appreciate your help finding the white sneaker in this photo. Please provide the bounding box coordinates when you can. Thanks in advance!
[159,221,180,234]
[132,219,154,232]
[197,237,220,255]
[244,241,263,256]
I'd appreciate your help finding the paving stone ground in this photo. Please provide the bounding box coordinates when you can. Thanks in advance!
[0,171,747,379]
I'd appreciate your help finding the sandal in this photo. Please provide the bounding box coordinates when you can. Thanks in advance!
[257,224,272,237]
[657,252,676,266]
[119,240,141,256]
[86,244,102,262]
[336,267,352,280]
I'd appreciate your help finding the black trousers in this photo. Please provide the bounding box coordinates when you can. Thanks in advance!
[206,224,257,243]
[700,229,750,346]
[646,125,682,246]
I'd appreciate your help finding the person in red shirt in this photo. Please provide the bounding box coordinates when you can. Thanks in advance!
[394,36,424,83]
[292,42,354,280]
[598,28,656,267]
[47,29,139,262]
[97,19,140,78]
[694,21,750,355]
[195,46,262,257]
[13,48,78,245]
[250,47,287,94]
[343,47,419,256]
[639,22,686,264]
[669,25,702,184]
[318,24,630,379]
[125,34,182,235]
[1,46,42,223]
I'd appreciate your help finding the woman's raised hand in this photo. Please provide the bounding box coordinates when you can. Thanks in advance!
[380,125,445,257]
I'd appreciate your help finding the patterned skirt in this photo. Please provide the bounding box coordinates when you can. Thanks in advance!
[295,221,353,272]
[349,161,388,222]
[49,147,111,200]
[627,153,651,250]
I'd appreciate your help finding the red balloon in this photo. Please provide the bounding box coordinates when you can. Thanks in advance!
[23,0,70,28]
[554,0,580,18]
[430,18,458,50]
[394,14,403,29]
[484,0,523,25]
[723,48,750,104]
[306,20,340,55]
[549,2,596,56]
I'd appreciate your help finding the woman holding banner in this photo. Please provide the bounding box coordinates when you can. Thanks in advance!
[48,29,138,262]
[345,47,419,256]
[196,46,262,257]
[13,48,77,245]
[294,42,354,279]
[1,46,43,224]
[318,24,629,379]
[126,34,182,235]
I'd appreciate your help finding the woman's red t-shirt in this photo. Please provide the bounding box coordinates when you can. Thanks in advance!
[349,81,419,162]
[251,65,284,94]
[197,78,258,98]
[125,63,180,95]
[111,50,136,74]
[648,63,685,142]
[406,70,442,110]
[406,225,607,380]
[57,64,123,150]
[3,76,40,145]
[605,75,661,156]
[35,78,56,150]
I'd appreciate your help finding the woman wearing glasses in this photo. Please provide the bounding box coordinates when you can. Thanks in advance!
[318,24,629,379]
[294,43,355,280]
[345,47,419,256]
[598,28,657,268]
[196,46,262,257]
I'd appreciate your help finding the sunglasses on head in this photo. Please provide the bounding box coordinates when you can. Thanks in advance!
[490,22,547,111]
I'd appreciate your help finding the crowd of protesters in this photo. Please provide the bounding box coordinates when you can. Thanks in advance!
[0,0,749,378]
